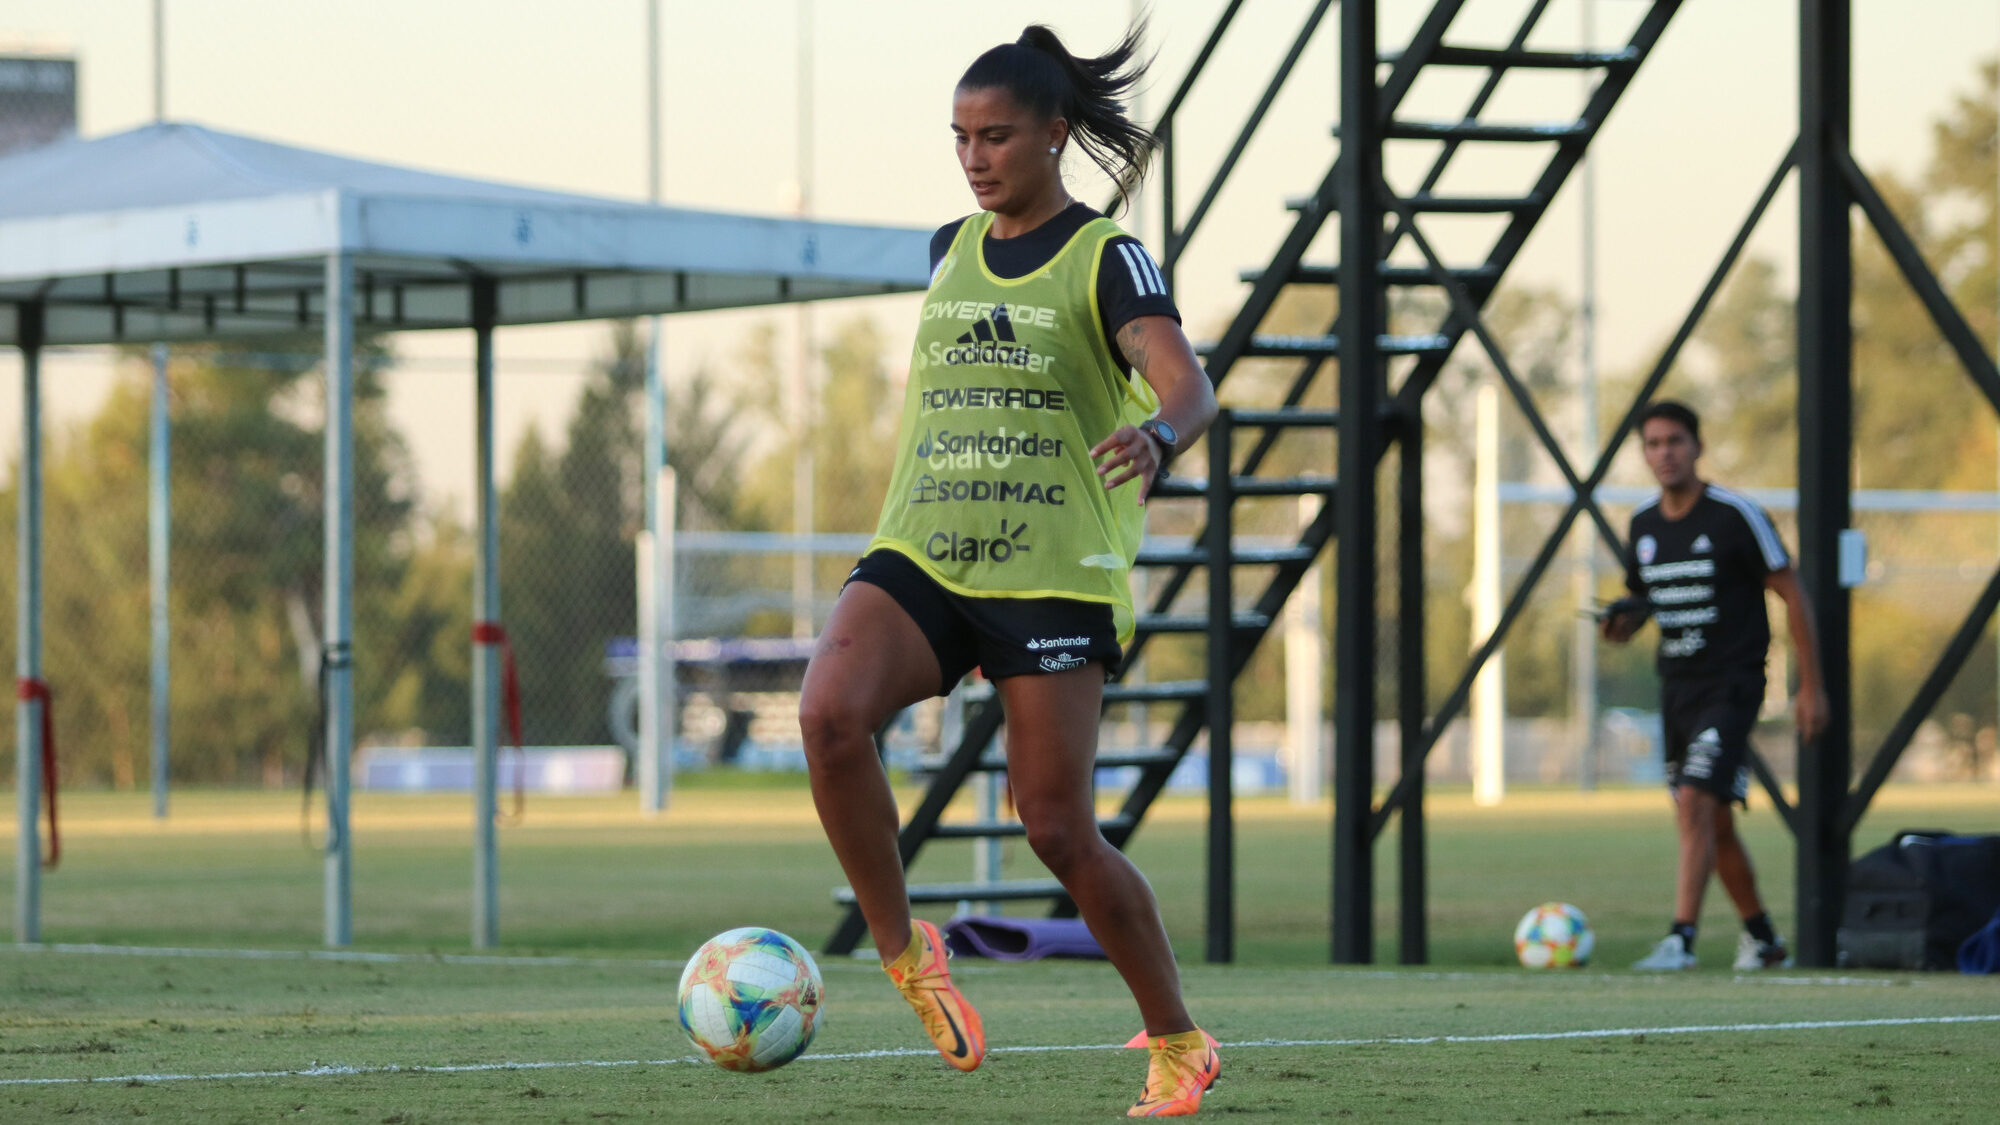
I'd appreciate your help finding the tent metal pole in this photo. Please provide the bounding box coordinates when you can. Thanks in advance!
[639,344,672,816]
[150,342,171,819]
[640,324,672,817]
[323,253,355,948]
[471,276,501,949]
[14,301,45,944]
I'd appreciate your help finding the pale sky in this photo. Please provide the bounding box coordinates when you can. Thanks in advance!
[2,0,1997,513]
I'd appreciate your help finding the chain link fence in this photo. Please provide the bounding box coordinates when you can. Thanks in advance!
[0,313,934,789]
[9,323,2000,793]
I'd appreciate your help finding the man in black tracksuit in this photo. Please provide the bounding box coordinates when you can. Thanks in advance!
[1603,401,1828,971]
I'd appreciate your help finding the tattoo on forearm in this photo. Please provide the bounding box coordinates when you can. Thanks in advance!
[1117,321,1150,374]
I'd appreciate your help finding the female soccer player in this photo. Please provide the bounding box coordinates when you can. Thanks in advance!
[798,21,1221,1118]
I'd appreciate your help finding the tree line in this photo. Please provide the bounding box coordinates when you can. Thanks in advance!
[2,59,1994,786]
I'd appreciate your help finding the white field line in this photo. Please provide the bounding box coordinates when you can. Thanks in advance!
[2,944,1905,987]
[2,1014,1996,1088]
[4,942,689,971]
[1313,969,1902,987]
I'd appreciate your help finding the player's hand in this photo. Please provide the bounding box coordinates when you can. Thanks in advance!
[1794,683,1829,743]
[1092,425,1165,504]
[1597,598,1646,643]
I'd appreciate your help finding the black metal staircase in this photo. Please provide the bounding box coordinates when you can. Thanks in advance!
[825,0,1683,961]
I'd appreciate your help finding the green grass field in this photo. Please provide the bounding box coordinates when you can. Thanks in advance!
[2,782,1997,1121]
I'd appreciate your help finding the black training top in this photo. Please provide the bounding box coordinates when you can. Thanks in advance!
[929,202,1180,373]
[1623,483,1792,682]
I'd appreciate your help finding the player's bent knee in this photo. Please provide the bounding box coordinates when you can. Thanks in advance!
[1023,822,1081,876]
[1019,811,1105,877]
[797,694,883,763]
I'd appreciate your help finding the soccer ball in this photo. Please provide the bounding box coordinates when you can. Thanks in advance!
[677,927,824,1072]
[1513,902,1595,968]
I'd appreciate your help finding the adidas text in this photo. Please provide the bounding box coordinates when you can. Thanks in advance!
[930,338,1052,372]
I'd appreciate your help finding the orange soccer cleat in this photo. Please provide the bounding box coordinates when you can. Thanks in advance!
[884,919,985,1072]
[1128,1028,1221,1117]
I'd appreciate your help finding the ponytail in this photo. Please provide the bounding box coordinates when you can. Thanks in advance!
[959,21,1158,216]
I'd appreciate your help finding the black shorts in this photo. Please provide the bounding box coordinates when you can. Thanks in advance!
[842,549,1123,697]
[1660,675,1763,805]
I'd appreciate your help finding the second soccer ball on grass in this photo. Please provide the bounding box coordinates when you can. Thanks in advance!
[1514,902,1595,969]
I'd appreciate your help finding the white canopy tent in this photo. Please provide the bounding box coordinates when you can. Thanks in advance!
[1,122,930,947]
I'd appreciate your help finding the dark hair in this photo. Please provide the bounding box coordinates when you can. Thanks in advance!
[958,22,1158,215]
[1639,400,1701,443]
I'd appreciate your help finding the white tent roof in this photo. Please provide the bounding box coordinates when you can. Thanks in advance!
[0,122,932,346]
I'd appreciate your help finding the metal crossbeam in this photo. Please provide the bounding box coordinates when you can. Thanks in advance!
[1371,139,1798,837]
[1838,152,2000,412]
[1842,565,2000,834]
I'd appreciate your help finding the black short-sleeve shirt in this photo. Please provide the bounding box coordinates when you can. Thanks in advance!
[1623,483,1792,681]
[928,202,1180,373]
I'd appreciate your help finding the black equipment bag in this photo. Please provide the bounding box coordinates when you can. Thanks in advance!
[1838,830,2000,970]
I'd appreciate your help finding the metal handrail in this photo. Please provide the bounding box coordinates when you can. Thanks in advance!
[1101,1,1336,291]
[1167,0,1337,283]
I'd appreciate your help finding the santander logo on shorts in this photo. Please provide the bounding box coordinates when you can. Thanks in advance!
[1027,636,1090,651]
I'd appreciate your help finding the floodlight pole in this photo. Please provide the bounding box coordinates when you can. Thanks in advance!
[1471,383,1505,808]
[152,0,165,121]
[640,0,673,815]
[791,0,817,642]
[472,275,501,949]
[323,252,356,948]
[1573,0,1601,791]
[14,302,46,944]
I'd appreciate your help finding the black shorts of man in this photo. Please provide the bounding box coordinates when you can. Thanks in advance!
[1601,401,1828,971]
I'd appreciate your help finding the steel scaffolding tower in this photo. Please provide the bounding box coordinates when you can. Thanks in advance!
[825,0,2000,970]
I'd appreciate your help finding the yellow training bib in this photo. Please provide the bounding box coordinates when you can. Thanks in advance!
[868,211,1159,643]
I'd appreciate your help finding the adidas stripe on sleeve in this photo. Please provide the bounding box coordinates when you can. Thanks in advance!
[1097,236,1180,370]
[1116,241,1168,297]
[1709,485,1791,572]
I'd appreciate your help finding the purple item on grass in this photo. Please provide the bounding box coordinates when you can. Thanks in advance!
[943,915,1106,961]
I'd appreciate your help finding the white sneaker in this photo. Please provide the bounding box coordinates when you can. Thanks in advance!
[1733,933,1791,970]
[1633,934,1698,970]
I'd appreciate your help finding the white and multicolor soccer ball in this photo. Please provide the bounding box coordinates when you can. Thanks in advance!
[677,927,824,1072]
[1513,902,1595,969]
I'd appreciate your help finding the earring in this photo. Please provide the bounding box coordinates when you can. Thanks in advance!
[1049,146,1059,154]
